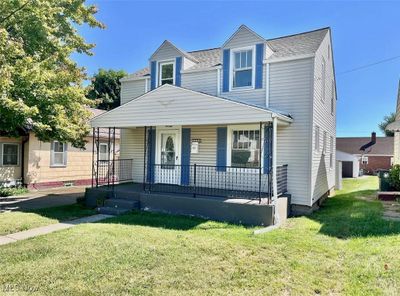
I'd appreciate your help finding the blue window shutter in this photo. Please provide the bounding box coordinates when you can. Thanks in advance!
[175,57,182,87]
[216,127,227,171]
[255,43,264,89]
[264,124,273,174]
[146,127,156,182]
[180,128,191,185]
[150,61,157,90]
[222,49,230,92]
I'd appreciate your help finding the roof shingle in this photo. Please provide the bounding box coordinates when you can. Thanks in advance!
[122,27,329,80]
[336,137,394,156]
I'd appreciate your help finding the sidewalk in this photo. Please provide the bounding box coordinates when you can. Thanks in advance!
[0,214,113,246]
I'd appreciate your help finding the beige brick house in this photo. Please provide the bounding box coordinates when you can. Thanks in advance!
[0,109,119,190]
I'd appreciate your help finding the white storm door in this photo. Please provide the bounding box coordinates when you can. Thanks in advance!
[155,128,181,184]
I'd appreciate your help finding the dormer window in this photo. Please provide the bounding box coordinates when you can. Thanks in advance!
[159,61,174,86]
[232,48,254,88]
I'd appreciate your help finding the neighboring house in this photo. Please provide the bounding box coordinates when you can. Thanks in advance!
[336,150,360,178]
[0,108,119,189]
[336,136,394,175]
[386,80,400,163]
[90,25,337,215]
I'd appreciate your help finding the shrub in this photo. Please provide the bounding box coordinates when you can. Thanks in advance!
[0,187,29,197]
[388,165,400,190]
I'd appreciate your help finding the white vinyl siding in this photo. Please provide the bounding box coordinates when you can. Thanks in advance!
[91,85,280,128]
[321,57,326,102]
[187,125,218,166]
[331,80,335,115]
[315,126,320,151]
[119,128,145,183]
[223,25,265,49]
[181,70,218,96]
[311,31,336,203]
[330,136,334,169]
[120,79,146,105]
[221,63,266,107]
[151,41,181,61]
[269,58,314,206]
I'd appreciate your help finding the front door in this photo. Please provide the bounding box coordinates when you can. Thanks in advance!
[156,128,181,184]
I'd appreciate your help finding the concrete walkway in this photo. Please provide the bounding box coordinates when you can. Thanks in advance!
[0,214,113,246]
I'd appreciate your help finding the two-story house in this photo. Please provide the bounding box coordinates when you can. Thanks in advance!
[89,25,336,222]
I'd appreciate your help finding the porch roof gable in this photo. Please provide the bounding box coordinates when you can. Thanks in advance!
[90,84,292,128]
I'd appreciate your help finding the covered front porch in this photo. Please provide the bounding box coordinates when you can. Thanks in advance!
[87,84,292,224]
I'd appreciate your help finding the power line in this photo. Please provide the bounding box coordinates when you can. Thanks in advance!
[337,55,400,75]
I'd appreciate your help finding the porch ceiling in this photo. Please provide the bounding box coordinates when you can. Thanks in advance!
[91,84,292,128]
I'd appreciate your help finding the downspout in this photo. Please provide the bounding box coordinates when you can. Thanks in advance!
[265,63,270,107]
[20,133,29,186]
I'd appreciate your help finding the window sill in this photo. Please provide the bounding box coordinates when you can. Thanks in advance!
[227,86,255,92]
[0,164,19,167]
[50,165,67,168]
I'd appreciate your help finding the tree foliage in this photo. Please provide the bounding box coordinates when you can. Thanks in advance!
[0,0,104,148]
[86,69,126,110]
[378,112,396,137]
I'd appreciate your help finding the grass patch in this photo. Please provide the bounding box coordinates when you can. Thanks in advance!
[0,204,96,236]
[0,187,28,197]
[0,176,399,295]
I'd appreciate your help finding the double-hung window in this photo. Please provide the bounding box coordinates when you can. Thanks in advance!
[323,131,327,155]
[51,141,67,167]
[230,128,260,168]
[233,49,253,88]
[159,62,174,86]
[99,143,109,161]
[362,156,368,165]
[2,143,19,166]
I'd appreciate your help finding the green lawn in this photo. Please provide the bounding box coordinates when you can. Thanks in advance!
[0,204,96,236]
[1,177,400,295]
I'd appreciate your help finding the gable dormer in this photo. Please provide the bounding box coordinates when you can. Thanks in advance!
[149,40,198,90]
[222,25,269,92]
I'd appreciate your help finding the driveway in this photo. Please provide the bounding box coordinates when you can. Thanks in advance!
[0,187,87,211]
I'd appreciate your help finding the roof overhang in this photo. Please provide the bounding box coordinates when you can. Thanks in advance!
[386,121,400,132]
[91,84,292,128]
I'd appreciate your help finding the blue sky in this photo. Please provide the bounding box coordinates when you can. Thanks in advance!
[74,0,400,137]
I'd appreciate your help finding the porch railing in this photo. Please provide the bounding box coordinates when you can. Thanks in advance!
[145,164,288,202]
[93,159,133,187]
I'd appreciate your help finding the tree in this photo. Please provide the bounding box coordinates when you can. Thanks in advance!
[86,69,127,110]
[379,112,396,137]
[0,0,104,148]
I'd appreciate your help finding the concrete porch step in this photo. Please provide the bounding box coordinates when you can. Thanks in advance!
[104,198,140,209]
[107,191,141,200]
[97,206,131,216]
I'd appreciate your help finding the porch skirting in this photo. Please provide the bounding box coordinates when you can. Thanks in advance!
[85,185,289,226]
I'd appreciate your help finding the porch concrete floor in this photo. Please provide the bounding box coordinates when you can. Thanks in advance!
[92,182,271,205]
